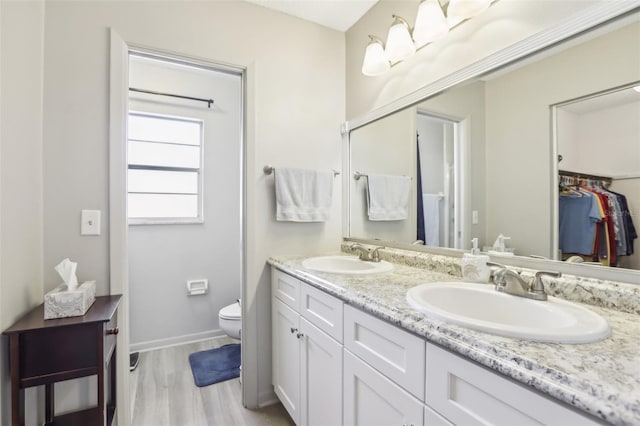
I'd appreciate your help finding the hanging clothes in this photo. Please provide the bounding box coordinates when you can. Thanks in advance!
[558,189,601,255]
[558,173,637,266]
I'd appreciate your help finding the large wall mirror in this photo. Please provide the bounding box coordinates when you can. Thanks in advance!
[345,5,640,282]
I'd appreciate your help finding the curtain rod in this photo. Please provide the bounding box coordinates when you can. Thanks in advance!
[559,169,612,183]
[129,87,214,108]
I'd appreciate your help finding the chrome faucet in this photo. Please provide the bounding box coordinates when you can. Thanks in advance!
[488,262,561,301]
[351,243,384,262]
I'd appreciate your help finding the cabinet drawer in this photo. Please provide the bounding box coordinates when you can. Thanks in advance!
[425,343,600,425]
[344,305,425,400]
[272,269,300,310]
[343,349,423,426]
[300,283,343,343]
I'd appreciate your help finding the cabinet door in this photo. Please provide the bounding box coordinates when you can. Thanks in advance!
[300,317,342,426]
[344,350,423,426]
[272,298,300,424]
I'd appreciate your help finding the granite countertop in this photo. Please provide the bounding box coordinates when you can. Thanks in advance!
[268,253,640,426]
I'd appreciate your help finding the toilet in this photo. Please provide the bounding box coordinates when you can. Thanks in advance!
[219,300,242,339]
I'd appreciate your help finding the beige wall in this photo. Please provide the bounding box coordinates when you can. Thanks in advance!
[349,108,417,242]
[345,0,600,119]
[38,0,345,415]
[0,1,45,425]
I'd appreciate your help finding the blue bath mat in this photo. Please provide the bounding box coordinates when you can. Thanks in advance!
[189,343,241,387]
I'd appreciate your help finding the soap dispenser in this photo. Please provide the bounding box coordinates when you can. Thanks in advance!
[462,238,491,283]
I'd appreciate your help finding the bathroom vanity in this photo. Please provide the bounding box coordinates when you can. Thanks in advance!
[269,249,640,425]
[3,295,121,426]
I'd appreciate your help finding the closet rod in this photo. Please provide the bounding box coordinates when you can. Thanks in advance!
[129,87,214,108]
[559,169,612,183]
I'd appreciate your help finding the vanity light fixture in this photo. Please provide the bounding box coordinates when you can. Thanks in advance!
[361,0,496,76]
[385,15,416,63]
[413,0,449,47]
[362,35,391,76]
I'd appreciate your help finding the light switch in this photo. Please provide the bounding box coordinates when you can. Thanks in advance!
[81,210,101,235]
[472,210,479,225]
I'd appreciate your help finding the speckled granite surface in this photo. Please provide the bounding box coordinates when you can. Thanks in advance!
[268,252,640,426]
[342,243,640,315]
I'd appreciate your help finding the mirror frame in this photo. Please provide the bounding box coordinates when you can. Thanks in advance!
[342,1,640,285]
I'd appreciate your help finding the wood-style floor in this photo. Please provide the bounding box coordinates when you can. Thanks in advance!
[130,337,294,426]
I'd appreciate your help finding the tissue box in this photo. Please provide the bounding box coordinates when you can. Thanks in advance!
[44,280,96,320]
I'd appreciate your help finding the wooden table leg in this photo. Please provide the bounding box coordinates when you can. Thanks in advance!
[110,346,117,409]
[97,327,105,425]
[45,383,54,423]
[10,335,21,426]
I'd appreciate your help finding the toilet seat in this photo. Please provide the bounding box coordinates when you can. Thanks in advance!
[219,302,241,320]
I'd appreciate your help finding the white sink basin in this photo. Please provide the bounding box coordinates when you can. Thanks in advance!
[302,256,393,275]
[406,282,610,343]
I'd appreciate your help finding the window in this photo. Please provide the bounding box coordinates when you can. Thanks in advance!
[127,112,203,223]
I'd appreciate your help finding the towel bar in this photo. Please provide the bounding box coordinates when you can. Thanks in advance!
[354,171,412,181]
[263,165,340,177]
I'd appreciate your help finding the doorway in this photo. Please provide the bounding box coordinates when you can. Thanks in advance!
[125,51,245,420]
[416,111,462,249]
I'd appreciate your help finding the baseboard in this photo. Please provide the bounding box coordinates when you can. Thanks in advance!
[258,389,279,408]
[130,329,227,353]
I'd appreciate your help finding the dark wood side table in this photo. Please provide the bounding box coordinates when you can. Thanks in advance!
[3,295,121,426]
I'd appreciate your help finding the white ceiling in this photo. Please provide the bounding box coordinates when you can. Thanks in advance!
[561,87,640,115]
[243,0,379,32]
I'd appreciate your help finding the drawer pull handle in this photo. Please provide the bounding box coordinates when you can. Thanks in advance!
[106,328,119,335]
[290,327,298,334]
[296,332,304,339]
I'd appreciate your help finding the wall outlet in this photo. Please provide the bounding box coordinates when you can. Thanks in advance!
[472,210,479,225]
[81,210,101,235]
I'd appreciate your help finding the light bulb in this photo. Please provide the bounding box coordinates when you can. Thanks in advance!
[413,0,449,47]
[362,36,390,76]
[385,15,416,63]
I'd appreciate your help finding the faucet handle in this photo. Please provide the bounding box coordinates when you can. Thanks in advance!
[531,270,561,297]
[370,246,385,262]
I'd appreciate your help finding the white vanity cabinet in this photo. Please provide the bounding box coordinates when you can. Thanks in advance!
[272,269,343,426]
[272,267,604,426]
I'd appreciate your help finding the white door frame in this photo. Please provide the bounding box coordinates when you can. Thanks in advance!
[109,29,250,424]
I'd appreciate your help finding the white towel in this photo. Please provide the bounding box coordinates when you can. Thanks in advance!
[422,193,441,246]
[366,174,411,221]
[275,168,333,222]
